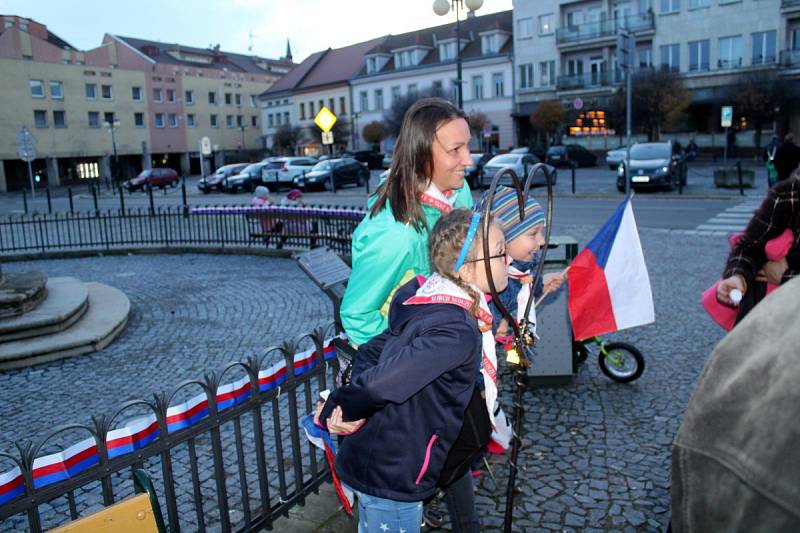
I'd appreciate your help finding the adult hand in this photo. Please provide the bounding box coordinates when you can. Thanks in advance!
[716,275,747,307]
[326,406,365,435]
[756,257,788,286]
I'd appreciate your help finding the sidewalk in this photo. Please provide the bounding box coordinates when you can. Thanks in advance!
[267,482,355,532]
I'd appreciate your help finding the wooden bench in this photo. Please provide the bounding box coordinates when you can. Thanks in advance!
[246,212,355,250]
[50,470,166,533]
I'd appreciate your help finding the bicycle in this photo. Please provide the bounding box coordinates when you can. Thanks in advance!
[573,336,645,383]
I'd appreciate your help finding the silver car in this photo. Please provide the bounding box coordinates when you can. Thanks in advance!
[483,154,557,187]
[262,157,318,191]
[606,145,629,170]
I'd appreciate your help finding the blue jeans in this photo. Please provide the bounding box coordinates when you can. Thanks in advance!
[352,489,423,533]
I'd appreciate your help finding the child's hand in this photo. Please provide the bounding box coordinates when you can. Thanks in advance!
[543,272,565,293]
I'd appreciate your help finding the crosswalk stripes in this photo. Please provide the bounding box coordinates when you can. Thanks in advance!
[692,199,762,235]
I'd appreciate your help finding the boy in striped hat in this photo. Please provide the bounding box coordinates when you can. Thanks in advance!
[478,186,565,340]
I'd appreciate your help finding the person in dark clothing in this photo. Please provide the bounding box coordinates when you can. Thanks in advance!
[773,133,800,183]
[716,168,800,320]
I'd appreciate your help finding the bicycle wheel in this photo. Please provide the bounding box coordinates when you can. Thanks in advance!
[598,341,645,383]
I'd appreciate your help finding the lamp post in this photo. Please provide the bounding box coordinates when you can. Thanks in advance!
[351,112,361,151]
[433,0,483,109]
[239,125,246,152]
[103,118,120,184]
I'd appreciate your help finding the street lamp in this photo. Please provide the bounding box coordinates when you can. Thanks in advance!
[103,118,120,184]
[240,125,246,152]
[433,0,483,109]
[351,112,361,151]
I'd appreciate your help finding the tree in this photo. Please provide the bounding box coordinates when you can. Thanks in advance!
[530,100,565,147]
[384,87,446,138]
[626,68,691,141]
[467,112,488,151]
[362,121,387,150]
[730,70,794,153]
[273,125,302,154]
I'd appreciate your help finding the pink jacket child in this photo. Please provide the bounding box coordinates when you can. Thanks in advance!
[702,228,793,330]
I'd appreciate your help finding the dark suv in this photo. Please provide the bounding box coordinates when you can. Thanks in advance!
[198,163,248,193]
[343,150,383,170]
[294,158,369,191]
[545,144,598,168]
[123,168,179,192]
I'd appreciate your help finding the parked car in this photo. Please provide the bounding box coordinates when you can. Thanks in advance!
[465,153,492,189]
[616,141,687,192]
[294,158,369,191]
[382,151,393,169]
[605,145,629,170]
[343,150,383,170]
[510,145,547,161]
[482,154,557,187]
[263,157,318,191]
[198,163,249,193]
[223,162,270,193]
[123,168,179,192]
[545,144,598,168]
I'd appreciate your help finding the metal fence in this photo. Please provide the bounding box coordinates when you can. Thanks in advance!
[0,325,344,532]
[0,205,366,257]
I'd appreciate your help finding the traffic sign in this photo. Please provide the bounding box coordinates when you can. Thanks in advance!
[18,146,36,162]
[16,126,37,148]
[616,31,634,70]
[314,107,337,133]
[321,131,334,145]
[573,97,584,110]
[721,106,733,128]
[200,136,212,155]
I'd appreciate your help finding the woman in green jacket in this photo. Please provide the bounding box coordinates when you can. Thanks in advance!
[341,97,474,347]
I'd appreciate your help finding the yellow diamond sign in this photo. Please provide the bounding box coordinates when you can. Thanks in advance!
[314,107,337,133]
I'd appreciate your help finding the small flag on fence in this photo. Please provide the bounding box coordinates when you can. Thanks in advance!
[567,196,654,341]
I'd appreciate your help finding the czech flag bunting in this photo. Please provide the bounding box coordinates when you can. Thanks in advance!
[567,196,654,341]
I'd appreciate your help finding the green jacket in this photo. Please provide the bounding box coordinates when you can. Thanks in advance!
[341,184,473,346]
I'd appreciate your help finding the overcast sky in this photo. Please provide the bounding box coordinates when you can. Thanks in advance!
[1,0,513,63]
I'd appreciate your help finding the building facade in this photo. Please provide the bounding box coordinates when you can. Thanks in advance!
[512,0,800,151]
[0,15,293,192]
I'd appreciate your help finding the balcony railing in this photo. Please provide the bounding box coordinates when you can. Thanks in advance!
[780,49,800,67]
[556,70,614,91]
[781,0,800,8]
[717,57,744,69]
[556,11,654,45]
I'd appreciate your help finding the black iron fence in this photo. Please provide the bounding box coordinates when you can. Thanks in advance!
[0,205,366,257]
[0,326,344,532]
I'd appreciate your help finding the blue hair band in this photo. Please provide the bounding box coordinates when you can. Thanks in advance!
[454,212,482,272]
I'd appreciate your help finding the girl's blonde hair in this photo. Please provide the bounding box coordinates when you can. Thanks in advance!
[429,208,494,314]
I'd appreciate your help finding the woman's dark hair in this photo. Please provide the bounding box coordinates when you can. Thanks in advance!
[370,97,467,231]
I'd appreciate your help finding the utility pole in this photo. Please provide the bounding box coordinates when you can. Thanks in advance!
[617,30,634,195]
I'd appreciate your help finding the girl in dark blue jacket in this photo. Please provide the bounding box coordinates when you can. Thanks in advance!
[317,208,510,533]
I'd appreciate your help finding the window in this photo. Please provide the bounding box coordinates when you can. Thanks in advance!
[637,47,652,68]
[451,79,459,102]
[329,98,335,112]
[688,0,708,8]
[540,61,555,87]
[185,90,194,104]
[235,93,242,106]
[319,100,324,112]
[268,114,274,127]
[340,96,346,115]
[688,40,710,71]
[250,95,256,107]
[659,43,680,71]
[135,112,145,127]
[49,81,63,99]
[300,103,306,120]
[519,63,534,89]
[432,80,444,95]
[85,83,97,100]
[283,112,289,125]
[367,57,377,74]
[566,58,583,76]
[187,113,196,127]
[155,113,165,128]
[481,34,496,54]
[309,101,315,116]
[101,84,112,99]
[660,0,679,13]
[493,73,504,97]
[375,89,383,110]
[752,30,776,65]
[391,86,401,104]
[516,17,533,39]
[539,13,554,35]
[104,112,115,125]
[132,86,142,101]
[236,115,243,127]
[153,88,163,102]
[30,80,44,98]
[226,114,234,128]
[88,111,100,128]
[210,114,218,128]
[167,89,176,103]
[53,110,66,128]
[718,35,742,68]
[251,116,257,127]
[208,91,217,104]
[472,76,484,100]
[440,42,456,61]
[359,91,368,112]
[407,84,418,99]
[34,110,48,128]
[225,93,232,105]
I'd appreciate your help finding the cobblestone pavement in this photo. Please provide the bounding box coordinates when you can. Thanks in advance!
[0,221,732,531]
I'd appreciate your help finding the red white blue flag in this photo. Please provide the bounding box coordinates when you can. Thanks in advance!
[567,196,654,341]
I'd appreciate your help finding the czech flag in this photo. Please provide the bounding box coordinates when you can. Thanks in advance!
[567,196,654,341]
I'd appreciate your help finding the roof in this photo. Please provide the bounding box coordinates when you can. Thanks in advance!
[114,35,295,75]
[261,36,388,97]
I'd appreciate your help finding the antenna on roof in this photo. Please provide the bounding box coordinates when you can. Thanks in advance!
[248,30,254,53]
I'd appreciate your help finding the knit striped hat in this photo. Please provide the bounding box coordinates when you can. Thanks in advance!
[477,186,544,242]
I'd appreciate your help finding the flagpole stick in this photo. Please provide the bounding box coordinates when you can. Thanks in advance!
[533,266,570,310]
